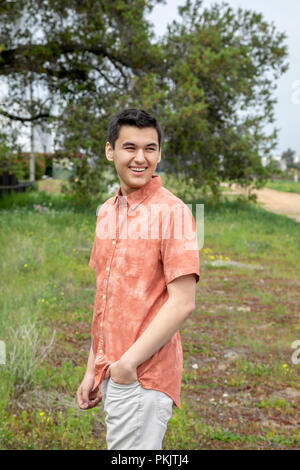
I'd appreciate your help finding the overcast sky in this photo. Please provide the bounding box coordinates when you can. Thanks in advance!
[149,0,300,157]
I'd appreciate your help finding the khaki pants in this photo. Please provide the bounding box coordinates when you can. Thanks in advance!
[101,378,173,450]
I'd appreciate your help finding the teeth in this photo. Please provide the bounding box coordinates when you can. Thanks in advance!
[130,168,146,172]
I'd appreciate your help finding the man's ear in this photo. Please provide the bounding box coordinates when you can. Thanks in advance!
[157,149,162,164]
[105,142,114,162]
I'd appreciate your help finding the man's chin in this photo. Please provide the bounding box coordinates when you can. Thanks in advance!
[120,173,152,190]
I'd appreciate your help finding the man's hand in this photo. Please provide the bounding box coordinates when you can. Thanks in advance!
[77,373,101,410]
[105,359,138,385]
[120,274,196,370]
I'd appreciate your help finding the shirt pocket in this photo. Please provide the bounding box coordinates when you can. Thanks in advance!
[115,238,149,278]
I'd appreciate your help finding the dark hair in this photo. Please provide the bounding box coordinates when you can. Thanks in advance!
[108,108,162,150]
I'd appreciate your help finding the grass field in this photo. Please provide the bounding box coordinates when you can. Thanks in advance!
[1,181,300,449]
[264,179,300,194]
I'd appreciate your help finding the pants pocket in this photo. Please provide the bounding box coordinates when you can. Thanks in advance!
[104,379,141,420]
[109,378,140,388]
[101,378,109,401]
[156,391,173,425]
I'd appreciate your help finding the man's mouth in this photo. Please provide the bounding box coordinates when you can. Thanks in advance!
[129,167,147,176]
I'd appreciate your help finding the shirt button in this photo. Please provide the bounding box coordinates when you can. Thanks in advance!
[106,266,110,271]
[112,240,116,244]
[103,294,106,299]
[99,349,103,354]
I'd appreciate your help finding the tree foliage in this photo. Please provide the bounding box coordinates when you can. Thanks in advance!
[281,148,297,169]
[0,124,24,179]
[0,0,166,198]
[131,0,289,199]
[0,0,289,201]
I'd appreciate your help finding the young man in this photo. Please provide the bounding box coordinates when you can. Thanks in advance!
[77,109,200,450]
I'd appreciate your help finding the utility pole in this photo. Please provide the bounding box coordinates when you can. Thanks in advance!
[29,72,35,182]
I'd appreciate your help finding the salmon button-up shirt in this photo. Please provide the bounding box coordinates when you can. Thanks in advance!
[88,174,200,409]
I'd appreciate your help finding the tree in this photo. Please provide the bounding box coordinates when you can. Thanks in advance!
[0,0,289,201]
[0,122,24,179]
[0,0,165,198]
[134,0,288,200]
[0,0,165,119]
[281,148,296,169]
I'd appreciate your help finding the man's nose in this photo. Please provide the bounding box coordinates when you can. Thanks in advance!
[134,149,147,161]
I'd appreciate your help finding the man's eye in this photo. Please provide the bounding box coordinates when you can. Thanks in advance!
[125,147,135,151]
[147,148,155,151]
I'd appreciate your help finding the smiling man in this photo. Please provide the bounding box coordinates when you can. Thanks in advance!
[77,109,200,450]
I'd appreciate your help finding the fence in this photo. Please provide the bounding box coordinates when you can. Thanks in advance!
[0,171,34,197]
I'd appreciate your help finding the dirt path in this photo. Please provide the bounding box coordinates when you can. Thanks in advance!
[221,183,300,223]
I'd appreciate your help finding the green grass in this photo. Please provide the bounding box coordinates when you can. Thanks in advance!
[1,181,300,449]
[264,179,300,194]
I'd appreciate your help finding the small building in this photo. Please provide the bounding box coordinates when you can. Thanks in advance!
[261,155,287,171]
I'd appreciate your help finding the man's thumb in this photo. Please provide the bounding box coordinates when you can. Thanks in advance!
[81,387,89,405]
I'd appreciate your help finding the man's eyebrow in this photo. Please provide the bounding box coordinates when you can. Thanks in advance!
[122,141,136,147]
[146,142,158,148]
[122,141,158,148]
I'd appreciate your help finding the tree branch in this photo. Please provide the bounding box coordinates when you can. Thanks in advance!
[0,109,54,122]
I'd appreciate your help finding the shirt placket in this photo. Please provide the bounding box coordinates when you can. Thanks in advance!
[94,196,127,363]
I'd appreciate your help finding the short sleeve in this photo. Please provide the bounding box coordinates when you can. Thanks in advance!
[160,203,200,285]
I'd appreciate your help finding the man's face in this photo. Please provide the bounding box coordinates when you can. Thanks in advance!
[106,125,161,196]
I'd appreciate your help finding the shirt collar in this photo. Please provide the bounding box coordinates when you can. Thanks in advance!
[112,174,162,212]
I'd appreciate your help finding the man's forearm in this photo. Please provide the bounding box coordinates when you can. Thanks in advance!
[85,343,95,377]
[120,297,195,369]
